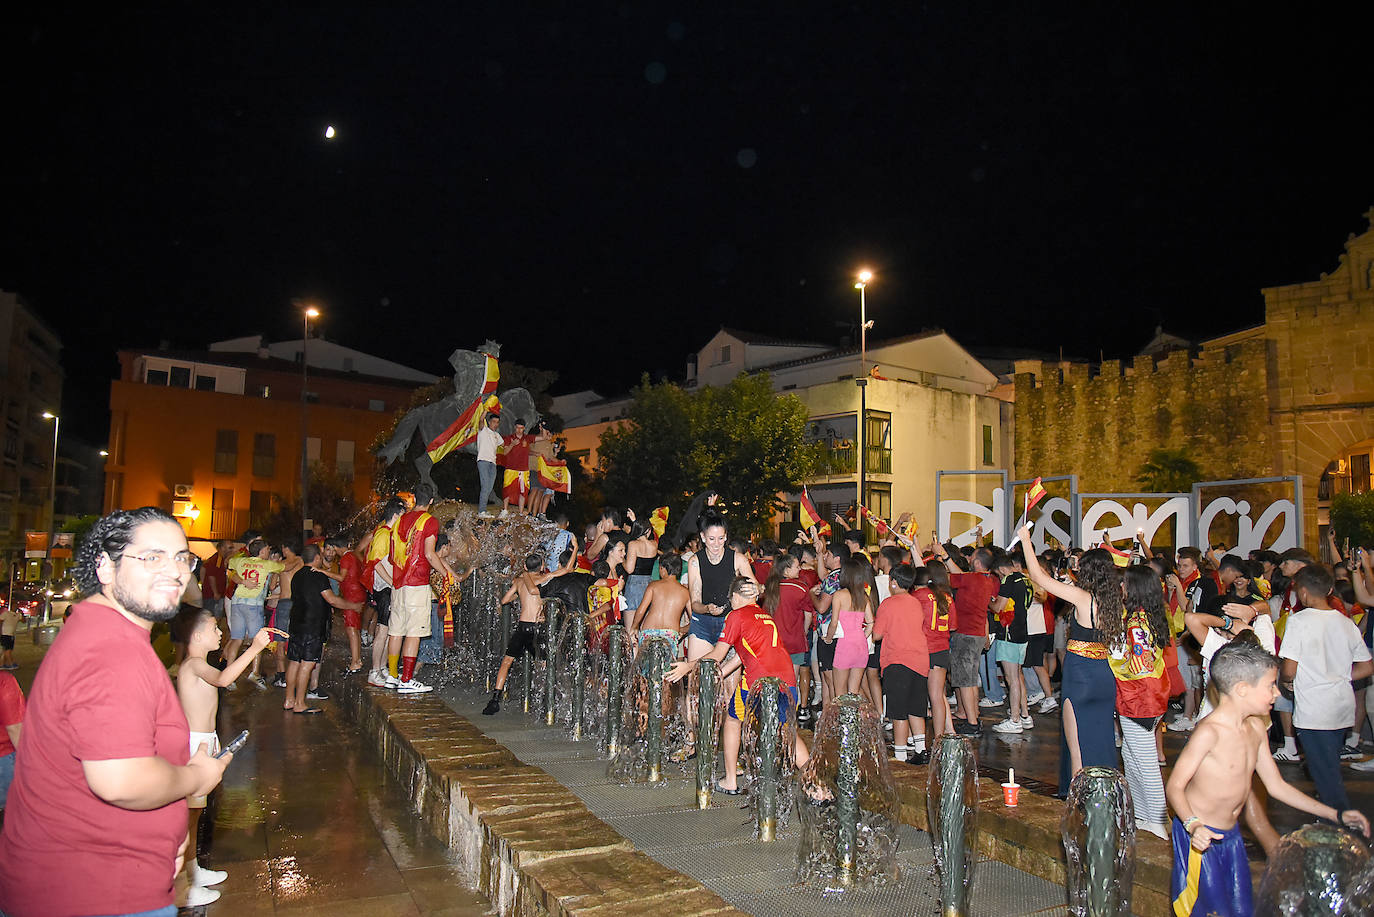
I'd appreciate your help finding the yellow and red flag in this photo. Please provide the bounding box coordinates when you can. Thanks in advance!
[536,454,573,494]
[1101,538,1132,567]
[424,353,500,464]
[1026,477,1047,513]
[648,506,670,538]
[798,487,832,537]
[858,504,891,536]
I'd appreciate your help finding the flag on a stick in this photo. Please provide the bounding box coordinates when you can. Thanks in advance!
[799,488,831,537]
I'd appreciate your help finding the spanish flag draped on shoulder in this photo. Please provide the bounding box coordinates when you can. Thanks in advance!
[536,453,572,494]
[798,487,831,537]
[425,353,501,464]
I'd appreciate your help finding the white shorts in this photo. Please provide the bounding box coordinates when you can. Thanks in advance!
[188,731,219,807]
[390,585,434,638]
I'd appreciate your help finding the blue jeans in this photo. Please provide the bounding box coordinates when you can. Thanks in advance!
[417,602,443,664]
[93,908,177,917]
[0,750,13,808]
[1023,667,1047,698]
[1296,727,1350,811]
[980,648,1005,702]
[477,460,497,511]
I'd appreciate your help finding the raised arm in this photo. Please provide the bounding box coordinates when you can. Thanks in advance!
[1017,524,1091,608]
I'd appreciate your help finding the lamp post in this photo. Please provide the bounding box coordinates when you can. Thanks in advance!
[41,411,59,622]
[300,305,319,540]
[853,271,873,539]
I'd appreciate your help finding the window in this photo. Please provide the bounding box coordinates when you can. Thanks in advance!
[720,345,732,363]
[336,439,355,481]
[210,488,235,538]
[306,437,321,463]
[169,366,191,388]
[146,369,169,386]
[195,375,216,391]
[368,399,385,412]
[252,433,276,477]
[863,484,892,543]
[1353,453,1372,495]
[214,430,238,474]
[982,425,994,466]
[249,490,275,529]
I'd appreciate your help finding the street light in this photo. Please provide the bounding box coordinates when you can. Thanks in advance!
[300,304,320,540]
[853,271,874,541]
[41,411,59,623]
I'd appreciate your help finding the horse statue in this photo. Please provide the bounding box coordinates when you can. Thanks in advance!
[375,340,539,490]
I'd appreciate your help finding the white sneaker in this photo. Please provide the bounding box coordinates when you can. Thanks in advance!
[397,679,434,694]
[367,669,388,687]
[497,509,509,519]
[247,674,268,691]
[1167,715,1195,733]
[1026,692,1046,706]
[1037,696,1059,713]
[1019,715,1034,729]
[992,719,1023,734]
[184,884,221,906]
[384,673,401,689]
[1273,747,1303,762]
[979,697,1003,708]
[478,511,495,520]
[1350,757,1374,772]
[190,861,228,887]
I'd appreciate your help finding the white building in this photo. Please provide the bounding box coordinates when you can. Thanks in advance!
[558,326,1014,540]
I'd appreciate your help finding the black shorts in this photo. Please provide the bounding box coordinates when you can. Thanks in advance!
[371,589,391,628]
[505,621,541,660]
[287,634,324,663]
[867,647,881,670]
[1026,633,1054,662]
[0,635,12,651]
[883,664,929,720]
[927,649,950,671]
[815,636,837,672]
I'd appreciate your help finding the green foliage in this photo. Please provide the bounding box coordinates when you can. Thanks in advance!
[1135,448,1203,493]
[1331,492,1374,550]
[597,373,824,537]
[262,462,365,545]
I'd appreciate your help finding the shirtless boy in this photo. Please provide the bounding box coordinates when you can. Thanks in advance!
[482,554,556,715]
[174,609,284,906]
[627,553,689,653]
[1165,640,1369,916]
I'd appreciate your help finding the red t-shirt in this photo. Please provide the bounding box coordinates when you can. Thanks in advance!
[949,571,999,637]
[200,552,228,599]
[915,587,954,653]
[0,600,191,917]
[391,510,439,587]
[338,551,366,602]
[720,603,797,689]
[751,560,773,585]
[874,591,931,676]
[772,579,812,654]
[797,567,820,591]
[0,670,24,757]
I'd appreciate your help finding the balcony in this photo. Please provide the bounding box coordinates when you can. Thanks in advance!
[816,442,892,476]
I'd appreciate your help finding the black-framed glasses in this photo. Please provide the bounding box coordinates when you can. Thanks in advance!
[122,550,195,572]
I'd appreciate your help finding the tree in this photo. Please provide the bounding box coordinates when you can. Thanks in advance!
[1331,492,1374,551]
[1135,448,1203,493]
[597,373,823,537]
[261,462,365,545]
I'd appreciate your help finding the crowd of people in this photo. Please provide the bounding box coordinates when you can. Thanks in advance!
[1,476,1373,915]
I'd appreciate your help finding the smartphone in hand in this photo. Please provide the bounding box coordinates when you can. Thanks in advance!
[215,730,249,759]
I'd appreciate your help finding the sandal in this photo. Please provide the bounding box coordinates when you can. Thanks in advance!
[293,707,324,715]
[715,781,745,796]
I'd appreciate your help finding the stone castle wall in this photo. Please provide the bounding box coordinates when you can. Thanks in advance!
[1013,338,1274,494]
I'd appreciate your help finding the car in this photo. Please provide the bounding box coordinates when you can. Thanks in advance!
[45,578,79,618]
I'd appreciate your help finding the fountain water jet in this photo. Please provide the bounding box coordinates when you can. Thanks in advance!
[1256,823,1374,916]
[1062,766,1135,917]
[926,733,978,916]
[693,658,722,809]
[739,677,801,840]
[542,598,562,725]
[796,693,900,891]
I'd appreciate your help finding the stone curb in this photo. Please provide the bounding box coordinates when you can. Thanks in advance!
[339,676,748,917]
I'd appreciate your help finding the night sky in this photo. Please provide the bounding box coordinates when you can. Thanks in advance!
[4,6,1372,443]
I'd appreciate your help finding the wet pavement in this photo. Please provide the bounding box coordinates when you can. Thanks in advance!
[1,619,492,917]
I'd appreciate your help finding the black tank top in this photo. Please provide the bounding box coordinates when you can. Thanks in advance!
[633,553,656,576]
[696,548,733,608]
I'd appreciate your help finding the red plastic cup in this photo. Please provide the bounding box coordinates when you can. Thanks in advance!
[1002,782,1021,806]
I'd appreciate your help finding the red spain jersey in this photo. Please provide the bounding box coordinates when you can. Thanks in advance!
[719,603,797,690]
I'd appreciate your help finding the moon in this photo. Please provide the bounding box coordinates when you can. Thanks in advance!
[324,125,336,139]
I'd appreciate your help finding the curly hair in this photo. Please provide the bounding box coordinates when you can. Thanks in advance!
[1122,565,1170,651]
[1076,548,1125,647]
[72,507,179,596]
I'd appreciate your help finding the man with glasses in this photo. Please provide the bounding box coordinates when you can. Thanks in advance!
[0,507,232,917]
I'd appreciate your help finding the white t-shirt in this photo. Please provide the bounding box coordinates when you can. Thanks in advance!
[874,573,892,604]
[476,427,502,463]
[1197,616,1276,719]
[1279,607,1372,730]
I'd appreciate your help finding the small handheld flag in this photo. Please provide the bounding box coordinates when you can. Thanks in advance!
[648,506,670,538]
[799,487,832,537]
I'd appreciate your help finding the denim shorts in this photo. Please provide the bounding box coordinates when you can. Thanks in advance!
[228,602,265,641]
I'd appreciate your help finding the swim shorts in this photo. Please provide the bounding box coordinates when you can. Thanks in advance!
[1170,816,1251,916]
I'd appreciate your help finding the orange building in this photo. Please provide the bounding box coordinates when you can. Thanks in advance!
[104,338,434,541]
